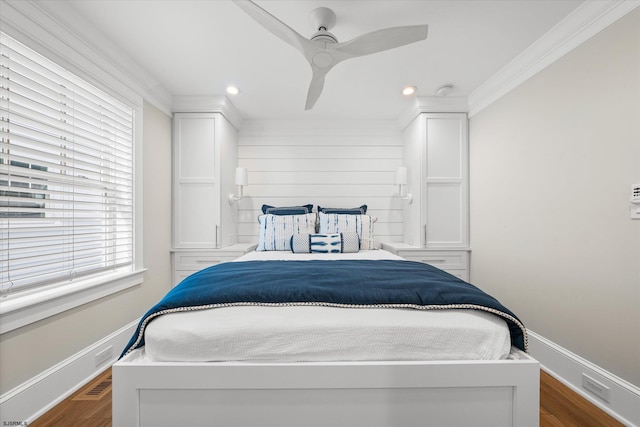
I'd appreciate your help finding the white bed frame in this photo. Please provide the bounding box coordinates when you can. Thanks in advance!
[113,347,539,427]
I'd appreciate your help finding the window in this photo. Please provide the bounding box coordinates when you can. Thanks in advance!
[0,32,135,295]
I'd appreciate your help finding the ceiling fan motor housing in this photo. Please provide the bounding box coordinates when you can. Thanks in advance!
[309,5,338,71]
[311,31,338,43]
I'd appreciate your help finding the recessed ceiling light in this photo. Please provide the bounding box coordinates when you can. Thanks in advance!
[226,85,240,95]
[402,85,417,96]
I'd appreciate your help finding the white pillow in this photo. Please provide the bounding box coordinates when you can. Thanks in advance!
[318,212,377,250]
[256,213,317,251]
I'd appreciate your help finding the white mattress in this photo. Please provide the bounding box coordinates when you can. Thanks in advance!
[144,250,511,362]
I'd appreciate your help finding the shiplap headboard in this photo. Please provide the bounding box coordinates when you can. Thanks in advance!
[236,119,405,245]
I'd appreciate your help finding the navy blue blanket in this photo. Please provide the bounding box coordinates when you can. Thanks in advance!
[121,260,527,357]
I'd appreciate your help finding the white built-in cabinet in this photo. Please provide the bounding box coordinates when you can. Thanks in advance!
[403,112,469,248]
[171,111,251,286]
[173,113,220,249]
[384,112,470,280]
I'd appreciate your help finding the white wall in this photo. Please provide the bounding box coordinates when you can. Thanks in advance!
[469,8,640,387]
[236,119,405,244]
[0,102,173,395]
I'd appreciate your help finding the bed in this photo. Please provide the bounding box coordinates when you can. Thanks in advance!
[113,209,539,426]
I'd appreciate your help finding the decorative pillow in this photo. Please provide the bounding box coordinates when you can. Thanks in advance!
[261,204,313,215]
[340,232,361,252]
[290,232,360,254]
[317,205,367,215]
[256,213,316,251]
[318,212,377,250]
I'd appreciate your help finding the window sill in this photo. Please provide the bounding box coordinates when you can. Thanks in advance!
[0,269,145,334]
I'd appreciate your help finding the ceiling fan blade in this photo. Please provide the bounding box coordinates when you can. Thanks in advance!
[234,0,309,55]
[305,65,331,110]
[334,25,428,59]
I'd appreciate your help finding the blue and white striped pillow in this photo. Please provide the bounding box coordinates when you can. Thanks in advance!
[318,212,376,250]
[256,213,316,251]
[310,233,342,253]
[290,233,360,253]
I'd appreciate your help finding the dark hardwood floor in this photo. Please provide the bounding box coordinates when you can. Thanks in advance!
[30,367,624,427]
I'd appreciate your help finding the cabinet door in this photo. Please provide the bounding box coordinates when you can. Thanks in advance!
[173,113,219,248]
[423,114,468,247]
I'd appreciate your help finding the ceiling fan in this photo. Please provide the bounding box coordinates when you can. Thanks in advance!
[234,0,429,110]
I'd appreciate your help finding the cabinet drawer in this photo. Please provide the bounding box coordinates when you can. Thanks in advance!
[396,250,469,270]
[173,251,244,271]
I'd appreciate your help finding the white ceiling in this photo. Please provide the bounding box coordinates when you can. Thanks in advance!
[58,0,584,120]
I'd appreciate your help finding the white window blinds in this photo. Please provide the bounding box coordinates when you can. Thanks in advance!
[0,32,134,293]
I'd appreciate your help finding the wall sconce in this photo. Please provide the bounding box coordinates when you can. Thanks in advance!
[228,167,248,205]
[395,166,413,204]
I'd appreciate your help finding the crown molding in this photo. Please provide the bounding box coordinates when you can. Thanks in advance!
[467,0,640,117]
[172,96,244,130]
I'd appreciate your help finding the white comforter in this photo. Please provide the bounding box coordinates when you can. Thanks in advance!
[144,250,511,362]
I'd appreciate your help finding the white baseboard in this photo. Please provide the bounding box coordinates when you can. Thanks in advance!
[528,330,640,427]
[0,320,138,425]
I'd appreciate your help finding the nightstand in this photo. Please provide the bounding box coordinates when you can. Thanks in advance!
[171,242,257,286]
[380,243,470,281]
